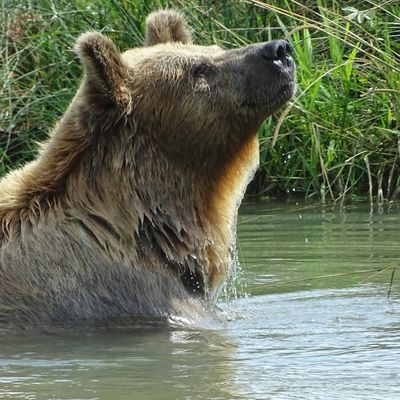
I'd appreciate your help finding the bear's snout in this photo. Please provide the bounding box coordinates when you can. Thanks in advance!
[261,39,294,71]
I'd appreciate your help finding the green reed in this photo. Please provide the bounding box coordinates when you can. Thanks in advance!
[1,0,399,203]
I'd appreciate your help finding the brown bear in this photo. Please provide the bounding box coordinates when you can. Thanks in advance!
[0,10,295,327]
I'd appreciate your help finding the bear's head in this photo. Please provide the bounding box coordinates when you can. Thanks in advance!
[71,10,295,297]
[75,11,295,154]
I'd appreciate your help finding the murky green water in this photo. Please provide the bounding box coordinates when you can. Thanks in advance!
[1,201,400,399]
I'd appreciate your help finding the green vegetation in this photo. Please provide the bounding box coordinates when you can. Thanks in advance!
[1,0,399,203]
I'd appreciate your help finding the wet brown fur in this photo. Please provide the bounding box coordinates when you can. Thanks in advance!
[0,10,295,327]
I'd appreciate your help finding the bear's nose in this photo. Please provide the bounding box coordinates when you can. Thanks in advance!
[261,40,293,68]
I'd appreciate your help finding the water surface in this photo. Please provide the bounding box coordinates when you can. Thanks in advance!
[1,201,399,399]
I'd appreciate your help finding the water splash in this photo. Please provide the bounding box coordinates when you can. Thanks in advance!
[219,240,249,303]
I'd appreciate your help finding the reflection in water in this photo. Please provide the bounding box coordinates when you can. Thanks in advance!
[0,328,239,400]
[236,201,400,296]
[1,201,400,399]
[224,287,400,400]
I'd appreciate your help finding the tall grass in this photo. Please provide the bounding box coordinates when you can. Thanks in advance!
[1,0,399,204]
[249,0,400,205]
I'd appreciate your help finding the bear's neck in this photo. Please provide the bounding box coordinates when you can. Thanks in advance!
[100,128,260,292]
[68,125,260,294]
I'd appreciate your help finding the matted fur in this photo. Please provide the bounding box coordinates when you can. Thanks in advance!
[0,10,295,328]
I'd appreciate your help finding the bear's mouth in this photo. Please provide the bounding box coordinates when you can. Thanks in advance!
[273,54,294,70]
[268,54,295,80]
[269,59,294,83]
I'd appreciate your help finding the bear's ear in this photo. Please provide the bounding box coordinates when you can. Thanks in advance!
[145,10,192,46]
[75,32,132,112]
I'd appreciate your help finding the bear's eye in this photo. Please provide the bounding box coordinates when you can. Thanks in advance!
[192,63,213,78]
